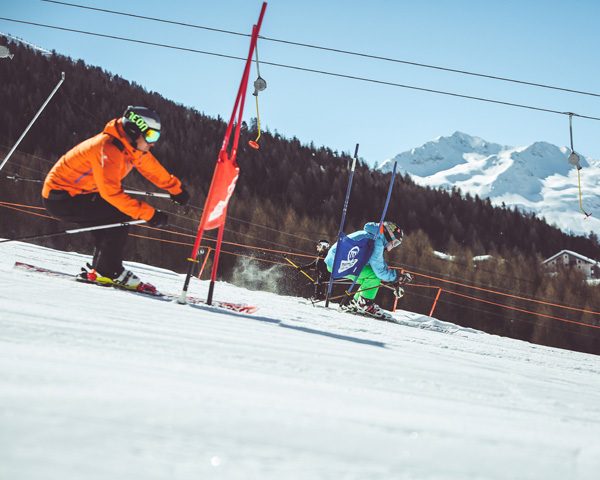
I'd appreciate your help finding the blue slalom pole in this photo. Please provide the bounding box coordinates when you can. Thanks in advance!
[378,161,397,228]
[325,143,359,307]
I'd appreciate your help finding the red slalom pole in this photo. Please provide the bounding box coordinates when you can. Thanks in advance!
[179,3,267,305]
[206,215,227,305]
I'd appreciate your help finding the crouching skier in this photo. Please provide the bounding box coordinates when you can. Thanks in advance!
[324,221,412,319]
[296,239,331,301]
[42,106,190,292]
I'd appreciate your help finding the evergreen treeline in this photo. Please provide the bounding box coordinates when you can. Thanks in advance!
[1,38,598,354]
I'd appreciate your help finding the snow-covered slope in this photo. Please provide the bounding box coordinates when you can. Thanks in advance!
[1,32,52,56]
[1,242,600,480]
[379,132,600,235]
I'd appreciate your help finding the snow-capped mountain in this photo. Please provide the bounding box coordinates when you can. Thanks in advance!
[379,132,600,236]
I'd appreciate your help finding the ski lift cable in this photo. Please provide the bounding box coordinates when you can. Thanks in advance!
[39,0,600,99]
[2,17,600,122]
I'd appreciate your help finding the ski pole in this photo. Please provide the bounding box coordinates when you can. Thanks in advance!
[0,219,146,244]
[284,256,316,283]
[5,174,43,183]
[124,189,170,198]
[284,257,354,285]
[0,72,65,173]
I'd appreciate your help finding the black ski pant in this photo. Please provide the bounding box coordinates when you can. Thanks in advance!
[43,190,131,278]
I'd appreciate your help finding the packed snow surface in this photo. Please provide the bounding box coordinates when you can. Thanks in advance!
[1,242,600,480]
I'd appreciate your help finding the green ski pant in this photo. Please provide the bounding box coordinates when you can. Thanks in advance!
[346,264,380,300]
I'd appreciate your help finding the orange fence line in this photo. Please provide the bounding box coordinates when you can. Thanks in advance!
[131,232,287,267]
[407,283,443,290]
[3,201,600,328]
[395,267,600,317]
[0,201,46,210]
[0,202,55,220]
[129,233,194,247]
[138,224,315,259]
[442,288,600,329]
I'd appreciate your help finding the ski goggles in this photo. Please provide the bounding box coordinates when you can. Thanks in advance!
[143,128,161,143]
[383,223,403,251]
[385,236,402,251]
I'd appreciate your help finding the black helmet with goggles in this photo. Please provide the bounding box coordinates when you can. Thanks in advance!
[382,221,403,251]
[122,106,161,144]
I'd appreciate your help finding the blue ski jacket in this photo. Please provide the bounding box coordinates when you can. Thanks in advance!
[325,222,398,282]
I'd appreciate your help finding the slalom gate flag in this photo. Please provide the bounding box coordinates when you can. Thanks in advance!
[331,234,374,279]
[186,2,267,260]
[199,150,240,231]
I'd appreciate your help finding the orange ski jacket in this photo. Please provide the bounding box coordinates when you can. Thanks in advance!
[42,119,183,221]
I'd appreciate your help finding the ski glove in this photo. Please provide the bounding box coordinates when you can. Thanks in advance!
[397,272,413,284]
[391,282,405,299]
[389,272,412,299]
[170,187,190,206]
[148,210,169,227]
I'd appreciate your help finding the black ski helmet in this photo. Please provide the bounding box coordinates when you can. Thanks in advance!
[382,221,403,251]
[316,239,330,254]
[122,106,161,144]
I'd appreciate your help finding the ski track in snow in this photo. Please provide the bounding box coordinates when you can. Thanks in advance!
[1,242,600,480]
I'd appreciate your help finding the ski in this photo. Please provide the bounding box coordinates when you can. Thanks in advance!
[301,299,399,324]
[13,262,258,314]
[346,309,398,324]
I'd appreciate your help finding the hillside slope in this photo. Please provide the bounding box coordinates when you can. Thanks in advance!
[1,242,599,480]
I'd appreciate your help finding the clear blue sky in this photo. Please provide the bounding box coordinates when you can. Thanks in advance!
[2,0,600,166]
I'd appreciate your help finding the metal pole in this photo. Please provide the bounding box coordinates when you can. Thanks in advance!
[0,72,65,173]
[429,288,443,317]
[568,113,574,151]
[325,143,359,307]
[198,248,212,279]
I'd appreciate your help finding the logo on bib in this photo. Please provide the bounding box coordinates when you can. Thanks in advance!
[338,246,360,273]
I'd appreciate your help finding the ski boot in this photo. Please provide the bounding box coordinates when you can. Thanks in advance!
[351,297,393,321]
[80,265,159,295]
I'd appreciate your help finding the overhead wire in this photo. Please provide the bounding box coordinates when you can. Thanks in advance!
[40,0,600,99]
[1,17,600,121]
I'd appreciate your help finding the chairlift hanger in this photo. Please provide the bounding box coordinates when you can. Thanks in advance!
[566,113,592,219]
[249,42,266,150]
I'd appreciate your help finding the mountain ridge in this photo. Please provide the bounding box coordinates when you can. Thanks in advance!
[379,132,599,235]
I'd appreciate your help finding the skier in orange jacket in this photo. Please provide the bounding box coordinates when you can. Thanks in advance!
[42,106,189,290]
